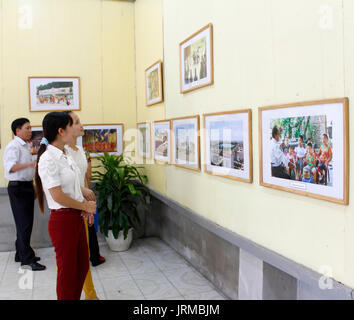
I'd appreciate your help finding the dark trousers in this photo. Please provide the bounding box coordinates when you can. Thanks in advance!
[88,224,101,262]
[7,181,36,265]
[49,209,89,300]
[271,165,291,179]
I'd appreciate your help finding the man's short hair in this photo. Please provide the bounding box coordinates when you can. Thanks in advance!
[11,118,30,136]
[272,126,279,139]
[307,142,312,148]
[323,133,328,140]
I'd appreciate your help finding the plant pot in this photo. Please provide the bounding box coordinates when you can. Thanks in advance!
[105,228,133,252]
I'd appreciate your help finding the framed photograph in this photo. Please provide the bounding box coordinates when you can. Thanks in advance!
[29,126,43,160]
[171,115,200,171]
[28,76,81,112]
[77,124,124,158]
[179,23,213,94]
[153,120,171,163]
[203,110,252,183]
[259,98,349,205]
[137,122,151,158]
[145,60,163,106]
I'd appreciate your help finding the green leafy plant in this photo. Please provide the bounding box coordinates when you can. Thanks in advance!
[92,153,150,240]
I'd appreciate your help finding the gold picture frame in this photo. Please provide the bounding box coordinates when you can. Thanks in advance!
[145,60,164,106]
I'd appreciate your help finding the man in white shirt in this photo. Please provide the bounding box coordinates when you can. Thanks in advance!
[270,126,294,179]
[3,118,46,271]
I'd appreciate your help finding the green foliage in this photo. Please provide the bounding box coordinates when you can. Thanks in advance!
[92,153,150,240]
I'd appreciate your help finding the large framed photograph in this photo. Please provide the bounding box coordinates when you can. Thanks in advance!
[153,120,171,163]
[77,124,124,158]
[171,115,200,171]
[137,122,151,158]
[179,23,213,94]
[259,98,349,205]
[145,60,163,106]
[203,110,252,183]
[28,76,81,112]
[29,126,43,160]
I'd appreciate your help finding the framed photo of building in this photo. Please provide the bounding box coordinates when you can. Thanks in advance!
[153,120,171,163]
[29,126,43,159]
[259,98,349,205]
[145,60,163,106]
[77,124,124,158]
[203,110,252,183]
[179,23,213,94]
[28,76,81,112]
[137,122,151,158]
[171,115,200,171]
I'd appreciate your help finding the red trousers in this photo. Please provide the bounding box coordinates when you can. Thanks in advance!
[48,208,89,300]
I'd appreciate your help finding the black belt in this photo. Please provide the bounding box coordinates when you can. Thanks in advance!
[8,181,33,187]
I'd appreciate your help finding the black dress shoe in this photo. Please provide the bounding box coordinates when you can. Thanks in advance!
[15,256,41,263]
[21,262,46,271]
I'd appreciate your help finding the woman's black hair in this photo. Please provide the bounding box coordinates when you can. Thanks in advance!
[35,112,73,213]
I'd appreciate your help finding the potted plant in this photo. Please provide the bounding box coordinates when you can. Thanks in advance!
[92,153,150,251]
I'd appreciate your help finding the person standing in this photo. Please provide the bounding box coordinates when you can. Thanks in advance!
[64,111,105,300]
[3,118,46,271]
[35,112,96,300]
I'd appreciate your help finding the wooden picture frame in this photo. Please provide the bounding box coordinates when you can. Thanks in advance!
[77,123,124,158]
[137,122,151,159]
[29,125,43,159]
[259,98,349,205]
[153,120,171,163]
[203,109,253,183]
[179,23,213,94]
[145,60,164,106]
[28,76,81,112]
[171,115,200,171]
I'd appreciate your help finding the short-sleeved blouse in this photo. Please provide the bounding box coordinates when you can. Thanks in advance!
[38,144,84,209]
[64,145,87,187]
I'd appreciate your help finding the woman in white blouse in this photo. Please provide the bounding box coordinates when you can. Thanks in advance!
[64,111,103,300]
[35,112,96,300]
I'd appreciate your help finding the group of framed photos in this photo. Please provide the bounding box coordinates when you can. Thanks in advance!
[137,98,349,205]
[30,124,124,159]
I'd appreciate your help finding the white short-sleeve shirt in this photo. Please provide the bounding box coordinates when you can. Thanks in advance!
[38,144,84,209]
[3,136,35,181]
[64,145,87,187]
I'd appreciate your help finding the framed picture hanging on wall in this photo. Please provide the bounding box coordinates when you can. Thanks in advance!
[28,76,81,112]
[203,109,253,183]
[137,122,151,158]
[77,124,124,158]
[153,120,171,163]
[29,126,43,160]
[145,60,163,106]
[171,115,200,171]
[259,98,349,205]
[179,23,213,94]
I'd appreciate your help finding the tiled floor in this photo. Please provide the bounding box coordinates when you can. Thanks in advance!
[0,236,227,300]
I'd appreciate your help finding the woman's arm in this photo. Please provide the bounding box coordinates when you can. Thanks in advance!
[49,186,96,213]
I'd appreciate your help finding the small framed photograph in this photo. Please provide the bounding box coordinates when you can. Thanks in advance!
[203,110,252,183]
[179,23,213,94]
[145,60,163,106]
[29,126,43,159]
[28,76,81,112]
[259,98,349,205]
[77,124,124,158]
[153,120,171,163]
[171,115,200,171]
[137,122,151,158]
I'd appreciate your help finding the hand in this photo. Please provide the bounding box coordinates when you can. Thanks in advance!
[82,187,96,201]
[81,211,94,226]
[29,161,36,169]
[83,200,96,214]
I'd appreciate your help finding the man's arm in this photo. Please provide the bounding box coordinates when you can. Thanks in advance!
[10,162,36,173]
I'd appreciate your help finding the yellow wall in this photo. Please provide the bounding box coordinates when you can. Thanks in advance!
[0,0,136,186]
[162,0,354,289]
[134,0,166,194]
